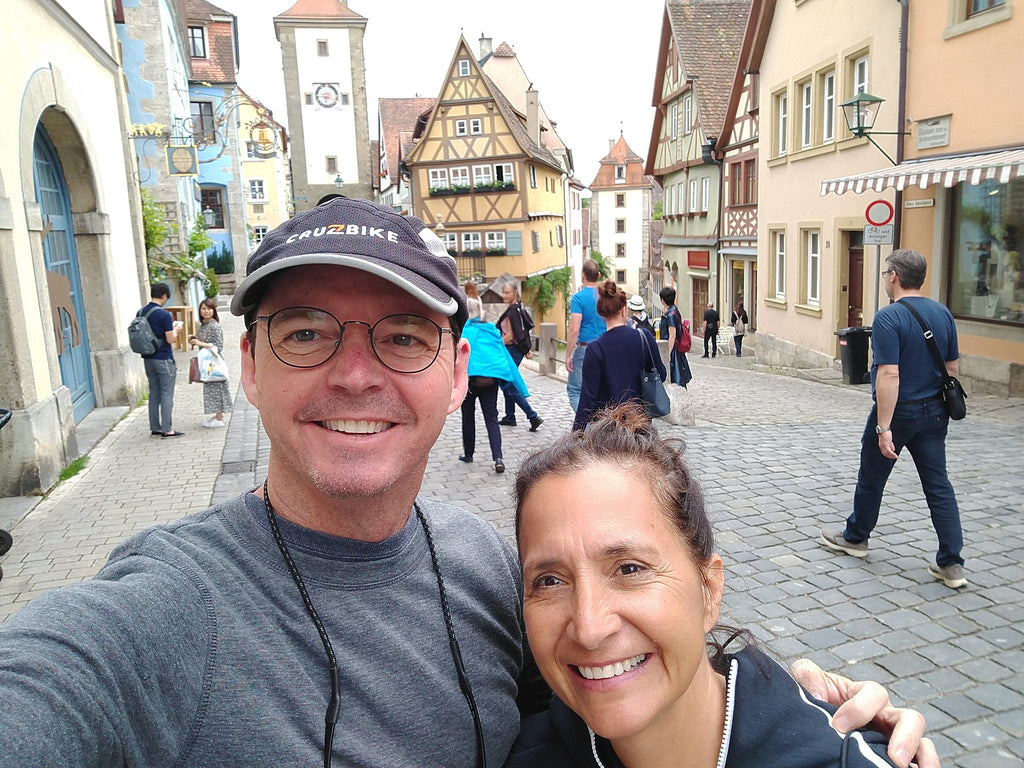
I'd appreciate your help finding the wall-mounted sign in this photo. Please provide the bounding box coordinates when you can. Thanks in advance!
[864,224,894,245]
[916,115,951,151]
[166,145,198,176]
[904,198,935,209]
[687,250,710,269]
[314,83,340,108]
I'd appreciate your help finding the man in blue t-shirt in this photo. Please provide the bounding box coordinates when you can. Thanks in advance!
[140,282,183,437]
[821,249,965,589]
[564,259,607,410]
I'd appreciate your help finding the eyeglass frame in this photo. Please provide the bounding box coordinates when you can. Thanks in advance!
[881,268,895,277]
[252,306,456,373]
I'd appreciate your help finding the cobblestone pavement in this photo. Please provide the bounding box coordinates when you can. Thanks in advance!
[1,310,1021,767]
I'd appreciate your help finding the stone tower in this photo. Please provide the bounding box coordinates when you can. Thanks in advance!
[274,0,372,209]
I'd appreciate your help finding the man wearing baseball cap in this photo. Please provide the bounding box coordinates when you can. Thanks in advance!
[0,199,936,768]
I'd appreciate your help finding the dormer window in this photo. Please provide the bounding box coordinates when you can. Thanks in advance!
[458,59,470,77]
[615,166,626,182]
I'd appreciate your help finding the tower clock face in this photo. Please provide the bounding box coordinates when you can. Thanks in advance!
[314,84,340,108]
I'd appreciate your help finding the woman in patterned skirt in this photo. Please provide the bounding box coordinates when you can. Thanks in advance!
[188,298,232,428]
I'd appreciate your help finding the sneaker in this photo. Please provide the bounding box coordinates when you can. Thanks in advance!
[529,416,544,432]
[499,417,517,427]
[458,455,473,463]
[820,529,869,558]
[928,562,967,589]
[494,459,505,474]
[203,417,225,428]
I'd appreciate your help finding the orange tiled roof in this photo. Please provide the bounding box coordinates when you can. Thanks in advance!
[379,97,436,186]
[274,0,366,20]
[590,134,651,189]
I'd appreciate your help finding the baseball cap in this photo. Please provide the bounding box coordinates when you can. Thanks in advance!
[627,295,645,312]
[230,197,468,332]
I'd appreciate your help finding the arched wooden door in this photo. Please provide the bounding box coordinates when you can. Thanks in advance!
[33,126,95,422]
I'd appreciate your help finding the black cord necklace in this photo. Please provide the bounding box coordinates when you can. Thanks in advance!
[262,480,486,768]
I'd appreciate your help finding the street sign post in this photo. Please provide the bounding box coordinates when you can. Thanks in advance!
[865,200,895,314]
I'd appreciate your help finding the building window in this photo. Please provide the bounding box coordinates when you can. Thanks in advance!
[556,225,564,247]
[455,120,468,136]
[190,101,215,143]
[853,55,870,95]
[701,178,710,212]
[200,187,224,229]
[188,26,207,58]
[805,230,821,306]
[744,159,756,203]
[822,71,836,143]
[530,231,541,252]
[729,162,742,206]
[458,59,470,76]
[248,179,265,201]
[775,91,788,157]
[970,0,1006,13]
[615,193,625,207]
[615,166,626,181]
[443,232,458,253]
[326,156,338,174]
[949,177,1023,325]
[677,182,685,213]
[616,244,626,259]
[450,166,469,188]
[304,93,313,105]
[529,166,537,188]
[317,39,329,56]
[429,168,449,190]
[486,232,506,251]
[470,118,482,135]
[616,269,626,283]
[670,103,678,140]
[800,81,813,149]
[462,232,481,252]
[615,219,625,234]
[689,180,698,213]
[683,93,693,134]
[472,165,493,186]
[494,163,514,184]
[253,225,268,245]
[773,230,786,299]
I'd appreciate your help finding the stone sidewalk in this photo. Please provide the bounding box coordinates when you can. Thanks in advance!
[0,311,1021,767]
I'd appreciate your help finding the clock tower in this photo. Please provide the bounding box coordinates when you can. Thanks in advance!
[274,0,372,209]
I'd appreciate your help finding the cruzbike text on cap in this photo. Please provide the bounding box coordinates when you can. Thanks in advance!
[230,197,469,332]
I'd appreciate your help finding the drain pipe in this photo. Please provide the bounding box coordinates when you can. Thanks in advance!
[893,0,909,249]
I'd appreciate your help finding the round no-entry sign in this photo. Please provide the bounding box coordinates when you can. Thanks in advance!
[865,199,894,226]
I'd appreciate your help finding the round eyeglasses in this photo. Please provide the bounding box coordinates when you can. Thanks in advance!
[254,307,454,373]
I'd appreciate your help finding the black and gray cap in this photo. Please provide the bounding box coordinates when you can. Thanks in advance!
[230,197,468,332]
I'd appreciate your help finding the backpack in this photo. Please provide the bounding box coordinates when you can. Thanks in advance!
[128,306,162,356]
[512,303,535,354]
[666,308,691,353]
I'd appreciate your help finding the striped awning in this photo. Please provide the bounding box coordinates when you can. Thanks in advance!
[819,147,1024,196]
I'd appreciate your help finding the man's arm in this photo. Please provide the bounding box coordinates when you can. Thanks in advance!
[564,313,582,373]
[791,659,939,768]
[875,364,900,460]
[945,359,959,377]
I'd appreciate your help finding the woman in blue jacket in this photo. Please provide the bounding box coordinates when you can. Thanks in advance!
[507,404,914,768]
[460,319,531,473]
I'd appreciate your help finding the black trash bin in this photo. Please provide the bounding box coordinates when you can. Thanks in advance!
[835,327,872,385]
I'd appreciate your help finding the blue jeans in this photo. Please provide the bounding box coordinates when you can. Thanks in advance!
[461,382,502,461]
[144,357,177,433]
[844,400,963,567]
[502,345,537,422]
[566,344,588,411]
[734,334,744,357]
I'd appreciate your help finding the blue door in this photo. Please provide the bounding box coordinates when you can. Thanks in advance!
[33,126,95,423]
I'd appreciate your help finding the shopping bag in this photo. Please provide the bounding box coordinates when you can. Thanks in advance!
[197,346,228,383]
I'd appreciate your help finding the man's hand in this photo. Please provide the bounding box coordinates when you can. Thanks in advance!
[564,352,574,373]
[791,658,938,768]
[879,431,898,460]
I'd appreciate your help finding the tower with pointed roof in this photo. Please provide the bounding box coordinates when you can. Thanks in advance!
[274,0,372,208]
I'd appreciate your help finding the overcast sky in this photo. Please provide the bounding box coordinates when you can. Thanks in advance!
[213,0,666,188]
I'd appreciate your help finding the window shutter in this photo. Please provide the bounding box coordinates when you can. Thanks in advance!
[506,231,523,255]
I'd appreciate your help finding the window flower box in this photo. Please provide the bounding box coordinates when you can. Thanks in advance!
[486,248,506,256]
[463,248,483,257]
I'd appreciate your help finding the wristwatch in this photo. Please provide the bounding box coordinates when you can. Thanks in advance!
[875,425,891,435]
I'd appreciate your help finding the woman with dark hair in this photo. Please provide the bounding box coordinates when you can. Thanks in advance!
[731,301,749,357]
[572,281,665,430]
[507,403,915,768]
[188,298,232,427]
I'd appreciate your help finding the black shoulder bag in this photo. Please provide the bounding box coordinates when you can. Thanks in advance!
[898,299,967,420]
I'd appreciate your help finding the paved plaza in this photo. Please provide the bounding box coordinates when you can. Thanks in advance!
[1,310,1021,767]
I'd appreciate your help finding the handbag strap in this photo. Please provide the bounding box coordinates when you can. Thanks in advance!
[636,327,656,370]
[897,299,950,380]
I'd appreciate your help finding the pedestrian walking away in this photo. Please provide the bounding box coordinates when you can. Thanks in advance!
[659,287,692,387]
[189,297,232,428]
[138,281,184,437]
[625,294,654,333]
[731,301,748,357]
[0,199,936,768]
[564,259,607,411]
[821,249,966,589]
[497,281,542,432]
[463,280,483,321]
[702,301,720,358]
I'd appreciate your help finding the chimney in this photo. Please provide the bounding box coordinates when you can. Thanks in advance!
[479,34,492,59]
[609,139,615,152]
[527,87,540,146]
